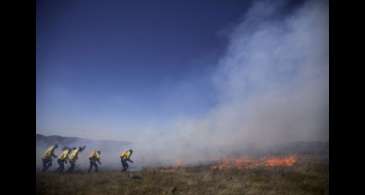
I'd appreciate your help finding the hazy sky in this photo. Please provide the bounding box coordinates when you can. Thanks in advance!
[36,0,326,146]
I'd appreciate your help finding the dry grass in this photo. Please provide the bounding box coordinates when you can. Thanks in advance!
[36,156,328,195]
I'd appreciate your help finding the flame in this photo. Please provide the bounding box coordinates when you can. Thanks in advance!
[175,160,183,168]
[210,155,297,170]
[264,155,297,167]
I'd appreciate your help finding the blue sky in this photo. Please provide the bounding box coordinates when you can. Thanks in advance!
[36,0,255,137]
[36,0,321,142]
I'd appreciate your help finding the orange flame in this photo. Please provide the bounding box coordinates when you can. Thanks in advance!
[210,155,297,170]
[175,160,183,168]
[264,155,297,167]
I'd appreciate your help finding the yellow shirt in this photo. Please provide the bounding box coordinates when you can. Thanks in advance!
[89,150,101,160]
[58,149,70,161]
[42,145,56,159]
[120,150,132,159]
[68,148,80,161]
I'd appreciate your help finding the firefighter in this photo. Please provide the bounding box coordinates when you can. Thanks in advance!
[120,149,134,172]
[88,149,101,173]
[67,146,86,172]
[41,144,58,172]
[56,147,70,173]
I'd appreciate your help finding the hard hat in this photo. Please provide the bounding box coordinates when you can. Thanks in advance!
[79,145,86,151]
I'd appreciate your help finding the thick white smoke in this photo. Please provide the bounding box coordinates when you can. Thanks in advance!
[132,0,328,166]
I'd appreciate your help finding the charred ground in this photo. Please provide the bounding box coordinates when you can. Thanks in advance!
[36,154,328,195]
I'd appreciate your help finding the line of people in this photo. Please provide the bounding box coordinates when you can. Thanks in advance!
[41,144,134,173]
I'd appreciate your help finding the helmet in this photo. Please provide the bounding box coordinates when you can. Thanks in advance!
[97,150,101,154]
[79,145,86,151]
[129,149,133,153]
[54,144,58,148]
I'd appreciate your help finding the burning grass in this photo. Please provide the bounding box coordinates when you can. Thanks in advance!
[36,155,328,195]
[265,155,297,167]
[210,155,298,170]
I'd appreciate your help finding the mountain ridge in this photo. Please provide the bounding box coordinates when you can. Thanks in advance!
[36,133,132,147]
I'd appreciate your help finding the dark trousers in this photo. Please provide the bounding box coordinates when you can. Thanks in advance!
[67,161,76,172]
[121,158,129,171]
[42,159,52,172]
[56,159,66,172]
[88,159,98,172]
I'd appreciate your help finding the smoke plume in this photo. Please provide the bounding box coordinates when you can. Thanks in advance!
[132,0,328,166]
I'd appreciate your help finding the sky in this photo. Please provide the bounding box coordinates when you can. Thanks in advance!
[37,0,253,138]
[36,0,327,153]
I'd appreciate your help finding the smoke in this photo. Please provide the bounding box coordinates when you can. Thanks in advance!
[132,0,328,166]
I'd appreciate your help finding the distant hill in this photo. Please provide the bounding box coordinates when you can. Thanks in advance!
[36,133,131,148]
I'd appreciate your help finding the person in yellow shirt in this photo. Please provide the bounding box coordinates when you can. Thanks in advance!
[67,145,86,172]
[88,149,102,173]
[120,149,134,172]
[41,144,58,172]
[56,147,70,173]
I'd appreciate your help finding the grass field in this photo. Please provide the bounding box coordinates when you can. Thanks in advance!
[36,155,328,195]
